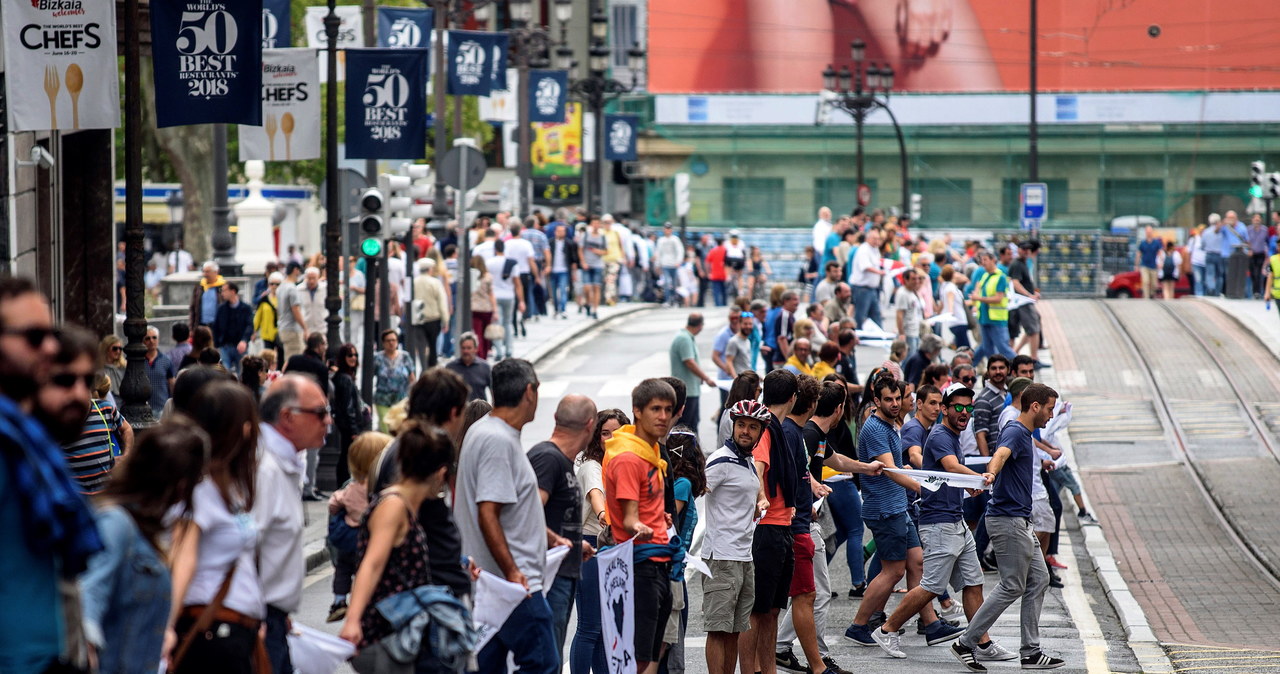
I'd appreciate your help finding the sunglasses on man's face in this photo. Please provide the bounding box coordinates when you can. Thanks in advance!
[50,373,96,390]
[960,377,976,384]
[1,326,57,349]
[952,404,974,413]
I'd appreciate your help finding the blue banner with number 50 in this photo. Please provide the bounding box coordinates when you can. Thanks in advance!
[345,49,429,159]
[150,0,263,127]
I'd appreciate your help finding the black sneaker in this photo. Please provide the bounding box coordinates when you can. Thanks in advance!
[821,656,853,674]
[917,616,961,634]
[775,648,811,674]
[951,642,987,672]
[1021,651,1066,669]
[867,610,887,631]
[326,599,347,623]
[847,583,867,598]
[1048,572,1065,589]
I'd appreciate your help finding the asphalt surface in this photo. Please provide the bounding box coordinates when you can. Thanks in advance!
[291,305,1145,673]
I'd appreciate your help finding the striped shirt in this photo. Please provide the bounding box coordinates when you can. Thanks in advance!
[63,400,123,495]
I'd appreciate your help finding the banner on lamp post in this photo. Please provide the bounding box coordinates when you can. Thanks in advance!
[345,49,428,159]
[604,114,639,161]
[528,69,568,123]
[150,0,263,128]
[1,0,121,131]
[446,30,508,96]
[305,6,363,81]
[377,7,433,48]
[239,49,320,162]
[261,0,290,48]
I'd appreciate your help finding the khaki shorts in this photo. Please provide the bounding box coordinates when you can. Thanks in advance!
[701,559,754,633]
[918,521,984,596]
[663,580,686,645]
[279,328,305,361]
[1032,496,1055,533]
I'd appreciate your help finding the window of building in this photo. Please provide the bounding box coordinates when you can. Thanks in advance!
[910,178,973,225]
[1099,179,1165,221]
[610,3,640,67]
[814,178,877,215]
[1001,178,1068,223]
[724,178,785,224]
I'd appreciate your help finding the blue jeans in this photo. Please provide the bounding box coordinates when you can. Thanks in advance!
[218,345,243,376]
[497,297,516,359]
[550,271,571,314]
[905,336,920,355]
[825,479,866,586]
[570,535,608,674]
[711,280,727,306]
[663,267,680,305]
[973,322,1016,364]
[1204,253,1224,296]
[546,575,577,668]
[852,285,882,329]
[1192,264,1205,296]
[265,606,292,674]
[477,594,559,674]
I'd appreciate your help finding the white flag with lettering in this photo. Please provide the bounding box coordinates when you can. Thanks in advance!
[240,49,321,162]
[598,540,636,674]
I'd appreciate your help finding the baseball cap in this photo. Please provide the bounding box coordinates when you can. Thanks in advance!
[942,382,975,403]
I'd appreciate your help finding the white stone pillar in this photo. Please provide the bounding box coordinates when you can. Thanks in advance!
[232,160,278,274]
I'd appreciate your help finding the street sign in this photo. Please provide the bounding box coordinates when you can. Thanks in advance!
[1021,182,1048,220]
[857,183,872,207]
[439,145,487,191]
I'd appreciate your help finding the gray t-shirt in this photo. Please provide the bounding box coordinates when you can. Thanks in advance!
[454,415,548,592]
[276,281,301,332]
[581,231,607,269]
[723,333,752,377]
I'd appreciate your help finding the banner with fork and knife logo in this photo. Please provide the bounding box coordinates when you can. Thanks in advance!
[2,0,120,132]
[239,49,320,162]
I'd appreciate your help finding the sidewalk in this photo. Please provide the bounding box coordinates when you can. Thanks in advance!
[1198,296,1280,361]
[301,301,658,572]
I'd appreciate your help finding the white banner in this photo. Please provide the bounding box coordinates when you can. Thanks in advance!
[598,540,636,674]
[471,570,528,652]
[240,49,321,162]
[305,6,364,81]
[2,0,120,131]
[885,467,989,492]
[478,69,519,122]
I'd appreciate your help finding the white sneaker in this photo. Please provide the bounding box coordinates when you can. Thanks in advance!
[976,641,1019,661]
[872,627,906,659]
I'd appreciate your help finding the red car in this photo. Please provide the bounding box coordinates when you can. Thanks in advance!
[1105,268,1192,298]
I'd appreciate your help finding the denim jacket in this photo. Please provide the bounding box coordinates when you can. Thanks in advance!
[375,585,477,672]
[79,505,171,674]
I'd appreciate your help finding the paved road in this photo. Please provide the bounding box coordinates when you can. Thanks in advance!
[292,306,1142,673]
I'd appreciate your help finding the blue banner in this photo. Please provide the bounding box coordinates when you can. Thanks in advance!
[447,30,507,96]
[604,114,639,161]
[377,7,433,49]
[528,69,568,123]
[262,0,290,48]
[345,49,429,159]
[151,0,263,127]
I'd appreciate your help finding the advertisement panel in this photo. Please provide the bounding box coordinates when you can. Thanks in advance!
[532,102,582,206]
[648,0,1280,93]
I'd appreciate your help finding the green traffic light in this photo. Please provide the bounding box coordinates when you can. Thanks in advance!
[1250,185,1265,199]
[361,238,383,257]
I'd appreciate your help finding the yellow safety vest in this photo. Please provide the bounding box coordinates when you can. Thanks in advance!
[981,270,1009,322]
[1270,255,1280,300]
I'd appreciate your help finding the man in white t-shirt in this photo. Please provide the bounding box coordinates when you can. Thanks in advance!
[484,240,524,360]
[812,207,833,254]
[166,241,195,274]
[504,223,539,328]
[849,229,885,329]
[894,269,925,354]
[656,223,685,306]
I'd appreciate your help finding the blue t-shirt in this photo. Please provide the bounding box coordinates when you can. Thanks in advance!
[782,418,813,534]
[1138,239,1162,269]
[0,460,63,672]
[900,417,928,462]
[673,477,698,552]
[988,420,1035,518]
[857,414,907,520]
[713,326,734,379]
[918,423,966,525]
[821,231,843,270]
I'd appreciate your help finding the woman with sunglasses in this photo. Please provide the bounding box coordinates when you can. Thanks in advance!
[570,408,630,674]
[100,335,126,401]
[332,343,369,486]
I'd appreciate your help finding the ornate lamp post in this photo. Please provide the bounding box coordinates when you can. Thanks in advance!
[569,2,644,215]
[820,39,909,215]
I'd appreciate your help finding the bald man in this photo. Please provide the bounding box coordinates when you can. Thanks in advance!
[529,394,600,664]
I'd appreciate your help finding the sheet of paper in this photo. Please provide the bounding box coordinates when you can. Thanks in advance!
[687,556,713,578]
[472,570,529,650]
[542,545,571,595]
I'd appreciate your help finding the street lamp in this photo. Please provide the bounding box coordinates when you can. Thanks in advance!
[818,39,909,219]
[567,0,646,215]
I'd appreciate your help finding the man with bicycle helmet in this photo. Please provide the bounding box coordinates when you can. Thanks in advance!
[700,399,771,674]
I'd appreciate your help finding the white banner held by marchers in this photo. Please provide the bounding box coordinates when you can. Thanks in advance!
[885,467,989,492]
[3,0,120,131]
[598,540,636,674]
[305,6,363,81]
[240,49,321,162]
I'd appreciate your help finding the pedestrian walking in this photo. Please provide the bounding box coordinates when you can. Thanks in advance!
[468,256,496,359]
[188,261,227,330]
[1156,241,1183,300]
[332,343,369,486]
[374,330,415,433]
[487,239,525,360]
[410,258,449,370]
[579,218,608,317]
[327,431,393,623]
[214,282,254,376]
[669,313,717,431]
[80,422,209,674]
[969,252,1017,365]
[253,272,282,364]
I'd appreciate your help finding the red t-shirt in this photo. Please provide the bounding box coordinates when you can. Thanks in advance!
[752,429,792,526]
[604,452,671,548]
[413,235,432,258]
[707,246,728,281]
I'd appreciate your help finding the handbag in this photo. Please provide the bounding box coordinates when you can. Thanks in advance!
[483,319,505,342]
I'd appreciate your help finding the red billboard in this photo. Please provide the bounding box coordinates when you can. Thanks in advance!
[648,0,1280,93]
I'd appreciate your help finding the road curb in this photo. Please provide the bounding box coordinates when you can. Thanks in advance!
[303,302,659,574]
[1194,296,1280,362]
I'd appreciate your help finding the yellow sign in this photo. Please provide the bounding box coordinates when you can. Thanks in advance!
[531,102,582,178]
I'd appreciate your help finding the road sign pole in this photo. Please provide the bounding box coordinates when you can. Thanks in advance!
[456,140,473,345]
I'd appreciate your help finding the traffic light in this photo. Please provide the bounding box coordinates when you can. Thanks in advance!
[910,193,922,221]
[379,166,433,237]
[358,188,384,258]
[1270,172,1280,200]
[1250,161,1266,199]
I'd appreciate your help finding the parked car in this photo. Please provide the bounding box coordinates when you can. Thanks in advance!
[1105,268,1192,298]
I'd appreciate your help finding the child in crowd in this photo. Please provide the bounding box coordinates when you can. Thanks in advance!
[327,431,394,622]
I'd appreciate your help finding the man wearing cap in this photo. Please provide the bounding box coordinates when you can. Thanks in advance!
[872,383,1015,663]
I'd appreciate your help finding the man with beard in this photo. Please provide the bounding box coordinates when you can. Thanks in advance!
[0,277,102,673]
[36,326,132,496]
